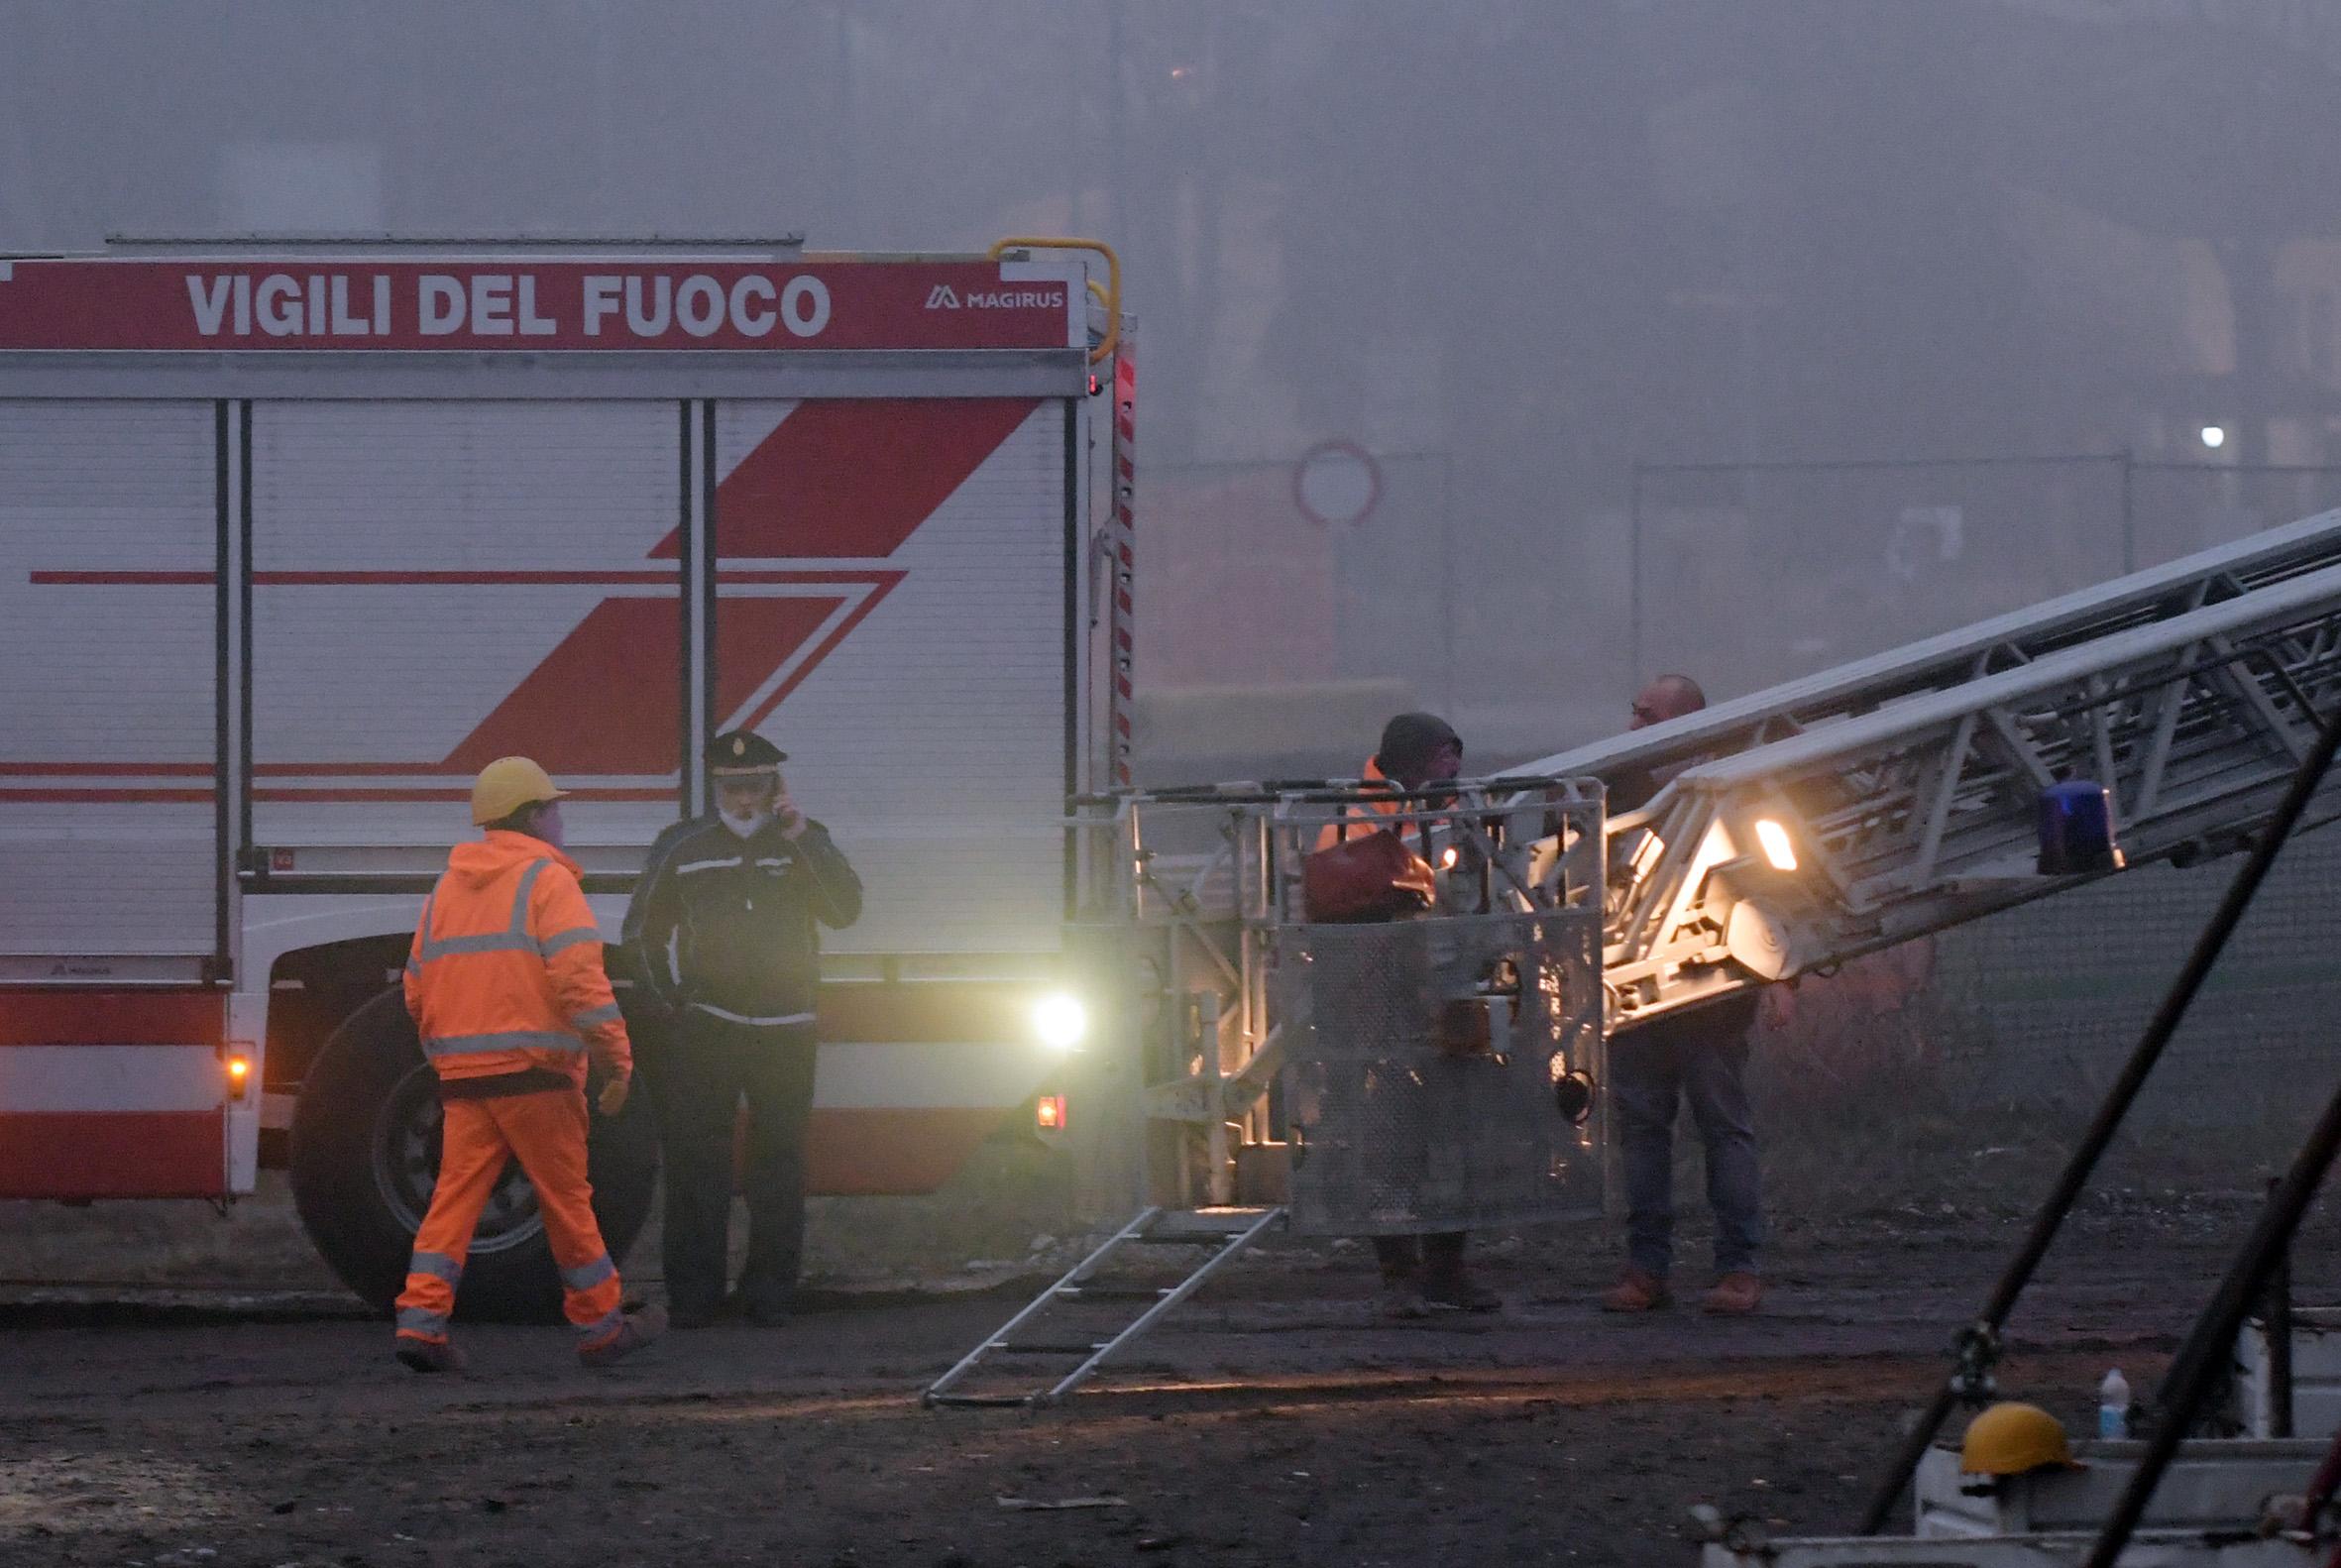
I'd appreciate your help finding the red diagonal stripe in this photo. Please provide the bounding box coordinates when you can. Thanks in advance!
[648,397,1038,560]
[342,397,1028,778]
[731,576,903,732]
[714,596,850,727]
[441,599,684,775]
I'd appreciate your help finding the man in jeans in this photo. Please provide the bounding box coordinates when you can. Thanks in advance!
[1600,675,1764,1315]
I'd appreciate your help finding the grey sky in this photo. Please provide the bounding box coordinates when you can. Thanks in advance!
[9,1,2339,754]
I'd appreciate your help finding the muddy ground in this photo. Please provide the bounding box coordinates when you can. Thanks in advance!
[3,1183,2328,1568]
[3,991,2322,1568]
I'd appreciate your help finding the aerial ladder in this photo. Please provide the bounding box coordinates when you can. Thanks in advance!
[926,507,2341,1410]
[1542,503,2341,1030]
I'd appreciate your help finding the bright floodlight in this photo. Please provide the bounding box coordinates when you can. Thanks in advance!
[1033,992,1089,1053]
[2200,424,2227,449]
[1753,819,1799,872]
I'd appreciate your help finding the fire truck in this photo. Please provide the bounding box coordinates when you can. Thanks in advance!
[0,235,1133,1316]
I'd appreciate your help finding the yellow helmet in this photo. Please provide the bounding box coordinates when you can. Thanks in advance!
[1960,1402,2083,1476]
[471,756,567,827]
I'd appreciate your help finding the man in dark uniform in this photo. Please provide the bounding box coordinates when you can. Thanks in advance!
[623,730,862,1327]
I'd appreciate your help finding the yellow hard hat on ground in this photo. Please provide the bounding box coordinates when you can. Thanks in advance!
[1960,1402,2084,1476]
[471,757,568,827]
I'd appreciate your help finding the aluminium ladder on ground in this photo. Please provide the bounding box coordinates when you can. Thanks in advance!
[921,1205,1285,1408]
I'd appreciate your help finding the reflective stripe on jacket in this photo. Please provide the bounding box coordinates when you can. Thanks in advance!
[619,815,860,1023]
[403,830,633,1085]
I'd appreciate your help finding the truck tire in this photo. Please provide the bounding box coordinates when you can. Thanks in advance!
[288,987,660,1323]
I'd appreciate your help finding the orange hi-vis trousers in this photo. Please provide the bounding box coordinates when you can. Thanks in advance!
[393,1088,626,1355]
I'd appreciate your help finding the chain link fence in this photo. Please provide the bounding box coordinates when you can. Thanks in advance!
[1138,450,1629,763]
[1744,824,2341,1215]
[1935,826,2341,1135]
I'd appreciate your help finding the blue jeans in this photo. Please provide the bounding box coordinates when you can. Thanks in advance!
[1612,1007,1763,1279]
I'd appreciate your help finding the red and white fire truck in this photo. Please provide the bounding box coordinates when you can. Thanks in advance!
[0,235,1133,1314]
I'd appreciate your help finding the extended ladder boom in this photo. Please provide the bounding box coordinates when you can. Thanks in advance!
[1520,509,2341,1027]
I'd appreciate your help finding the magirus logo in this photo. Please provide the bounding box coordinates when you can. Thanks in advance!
[926,283,1064,311]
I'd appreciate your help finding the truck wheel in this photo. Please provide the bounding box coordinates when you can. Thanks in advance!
[288,988,660,1323]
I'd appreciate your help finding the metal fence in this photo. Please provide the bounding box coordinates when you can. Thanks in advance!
[1138,450,1624,757]
[1278,911,1605,1234]
[1140,451,1456,709]
[1931,823,2341,1134]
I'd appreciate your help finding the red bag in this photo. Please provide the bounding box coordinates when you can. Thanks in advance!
[1301,827,1436,924]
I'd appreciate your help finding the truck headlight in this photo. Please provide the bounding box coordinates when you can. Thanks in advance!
[1033,992,1089,1054]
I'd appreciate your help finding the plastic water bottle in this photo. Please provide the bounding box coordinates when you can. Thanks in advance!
[2099,1368,2131,1439]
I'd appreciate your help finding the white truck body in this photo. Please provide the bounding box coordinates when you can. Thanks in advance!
[0,241,1109,1208]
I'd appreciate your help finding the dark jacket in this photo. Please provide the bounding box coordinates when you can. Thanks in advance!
[1604,765,1670,818]
[620,815,862,1025]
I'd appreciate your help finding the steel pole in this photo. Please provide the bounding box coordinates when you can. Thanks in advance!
[2268,1173,2295,1440]
[1855,673,2341,1534]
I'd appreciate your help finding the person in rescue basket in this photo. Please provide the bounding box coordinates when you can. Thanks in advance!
[393,757,666,1373]
[1317,712,1503,1319]
[623,730,863,1328]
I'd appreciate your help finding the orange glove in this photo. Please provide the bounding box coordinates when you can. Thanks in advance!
[596,1074,631,1118]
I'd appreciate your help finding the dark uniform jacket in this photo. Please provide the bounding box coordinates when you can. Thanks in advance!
[621,816,862,1025]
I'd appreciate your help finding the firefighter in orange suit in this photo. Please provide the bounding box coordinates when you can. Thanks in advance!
[391,756,667,1372]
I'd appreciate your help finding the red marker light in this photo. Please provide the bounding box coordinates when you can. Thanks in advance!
[1036,1094,1066,1131]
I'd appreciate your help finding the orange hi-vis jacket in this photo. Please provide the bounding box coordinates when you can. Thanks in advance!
[403,831,632,1087]
[1315,757,1410,851]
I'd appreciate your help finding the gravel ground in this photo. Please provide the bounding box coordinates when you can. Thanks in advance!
[3,1190,2324,1568]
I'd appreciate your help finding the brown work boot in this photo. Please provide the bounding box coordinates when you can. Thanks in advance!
[1701,1272,1763,1315]
[394,1335,468,1375]
[579,1303,669,1367]
[1600,1267,1672,1312]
